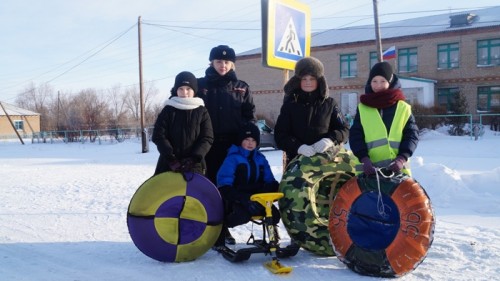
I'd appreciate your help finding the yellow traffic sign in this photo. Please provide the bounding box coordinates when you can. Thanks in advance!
[262,0,311,70]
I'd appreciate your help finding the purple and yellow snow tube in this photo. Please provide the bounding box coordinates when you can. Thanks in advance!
[127,172,223,262]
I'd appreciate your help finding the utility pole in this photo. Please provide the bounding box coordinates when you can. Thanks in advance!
[138,16,149,153]
[372,0,383,62]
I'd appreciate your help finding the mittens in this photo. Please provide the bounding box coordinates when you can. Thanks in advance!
[312,138,334,153]
[179,157,195,173]
[168,159,181,172]
[247,201,265,216]
[297,144,315,157]
[361,157,375,175]
[388,156,406,173]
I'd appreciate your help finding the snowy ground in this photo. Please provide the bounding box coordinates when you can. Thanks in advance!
[1,128,499,281]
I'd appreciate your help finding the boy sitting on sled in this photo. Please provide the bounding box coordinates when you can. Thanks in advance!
[213,122,280,248]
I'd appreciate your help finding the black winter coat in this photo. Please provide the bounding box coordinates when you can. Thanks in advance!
[274,76,349,162]
[197,67,256,139]
[152,99,213,175]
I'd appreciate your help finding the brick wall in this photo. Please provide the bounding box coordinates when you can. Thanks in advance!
[237,27,500,123]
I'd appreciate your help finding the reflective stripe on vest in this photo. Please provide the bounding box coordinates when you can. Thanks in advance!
[354,101,412,175]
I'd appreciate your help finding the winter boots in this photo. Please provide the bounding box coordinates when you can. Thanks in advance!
[225,227,236,245]
[213,226,235,250]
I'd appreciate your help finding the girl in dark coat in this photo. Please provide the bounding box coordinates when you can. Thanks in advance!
[274,57,349,166]
[349,61,419,176]
[152,71,213,175]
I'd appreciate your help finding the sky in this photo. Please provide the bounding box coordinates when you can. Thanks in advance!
[1,0,499,105]
[0,126,499,280]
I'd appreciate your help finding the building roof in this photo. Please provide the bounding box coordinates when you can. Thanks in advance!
[239,6,500,56]
[0,102,40,116]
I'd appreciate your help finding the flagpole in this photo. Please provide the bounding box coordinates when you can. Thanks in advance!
[372,0,383,62]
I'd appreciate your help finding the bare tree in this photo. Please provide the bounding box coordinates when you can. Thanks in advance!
[143,81,161,125]
[15,82,54,131]
[124,81,161,127]
[124,85,140,125]
[73,89,110,130]
[107,84,130,128]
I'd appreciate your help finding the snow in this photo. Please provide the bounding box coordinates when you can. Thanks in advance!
[1,128,499,281]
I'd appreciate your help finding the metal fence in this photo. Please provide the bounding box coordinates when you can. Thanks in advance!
[415,113,500,139]
[2,113,499,144]
[25,127,154,144]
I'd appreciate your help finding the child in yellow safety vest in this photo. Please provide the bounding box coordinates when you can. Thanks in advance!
[349,62,419,176]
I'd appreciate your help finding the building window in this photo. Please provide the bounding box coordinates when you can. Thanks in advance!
[340,54,357,78]
[437,88,459,111]
[477,39,500,66]
[437,43,459,69]
[369,51,378,69]
[398,47,418,73]
[477,86,500,112]
[14,120,24,130]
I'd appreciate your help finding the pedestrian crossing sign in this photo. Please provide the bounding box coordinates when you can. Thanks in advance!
[262,0,311,70]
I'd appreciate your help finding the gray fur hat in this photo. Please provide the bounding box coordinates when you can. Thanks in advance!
[294,57,324,78]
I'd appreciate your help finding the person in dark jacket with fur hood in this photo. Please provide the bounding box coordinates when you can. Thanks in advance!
[274,56,349,166]
[349,61,419,176]
[152,71,214,175]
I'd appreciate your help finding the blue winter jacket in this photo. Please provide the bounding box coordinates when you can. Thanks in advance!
[216,145,278,203]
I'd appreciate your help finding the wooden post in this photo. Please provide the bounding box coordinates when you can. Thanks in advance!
[282,69,289,173]
[138,16,149,153]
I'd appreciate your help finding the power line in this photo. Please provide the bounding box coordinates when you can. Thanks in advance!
[46,23,137,84]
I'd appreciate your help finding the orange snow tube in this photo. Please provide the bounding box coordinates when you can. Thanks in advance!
[329,172,435,277]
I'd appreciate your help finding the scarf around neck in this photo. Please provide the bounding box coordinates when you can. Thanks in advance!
[165,96,205,110]
[359,88,406,109]
[204,67,238,86]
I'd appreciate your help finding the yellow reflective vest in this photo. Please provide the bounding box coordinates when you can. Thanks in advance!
[355,101,412,176]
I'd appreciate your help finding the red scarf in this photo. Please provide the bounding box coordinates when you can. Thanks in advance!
[359,88,406,109]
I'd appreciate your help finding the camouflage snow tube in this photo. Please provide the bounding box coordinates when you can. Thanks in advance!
[278,147,356,256]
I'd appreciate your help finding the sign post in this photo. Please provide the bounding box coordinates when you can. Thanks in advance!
[261,0,311,171]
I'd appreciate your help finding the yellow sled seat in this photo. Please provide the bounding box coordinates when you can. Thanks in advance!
[250,192,284,218]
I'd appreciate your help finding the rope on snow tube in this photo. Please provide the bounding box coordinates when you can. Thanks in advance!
[329,169,435,277]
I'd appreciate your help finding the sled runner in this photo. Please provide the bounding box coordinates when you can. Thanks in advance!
[214,192,299,274]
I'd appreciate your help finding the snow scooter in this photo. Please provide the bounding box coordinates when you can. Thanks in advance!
[214,192,299,274]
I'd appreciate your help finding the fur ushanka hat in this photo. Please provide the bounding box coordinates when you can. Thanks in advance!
[283,56,329,102]
[294,57,324,79]
[209,45,236,62]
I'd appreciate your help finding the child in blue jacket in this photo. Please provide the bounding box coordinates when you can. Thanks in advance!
[214,122,280,247]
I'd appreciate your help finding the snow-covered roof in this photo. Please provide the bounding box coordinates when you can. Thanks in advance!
[0,102,40,116]
[239,6,500,56]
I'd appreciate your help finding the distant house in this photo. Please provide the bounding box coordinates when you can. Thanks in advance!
[235,6,500,122]
[0,102,41,136]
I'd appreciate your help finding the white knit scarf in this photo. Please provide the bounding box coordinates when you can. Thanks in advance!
[165,96,205,110]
